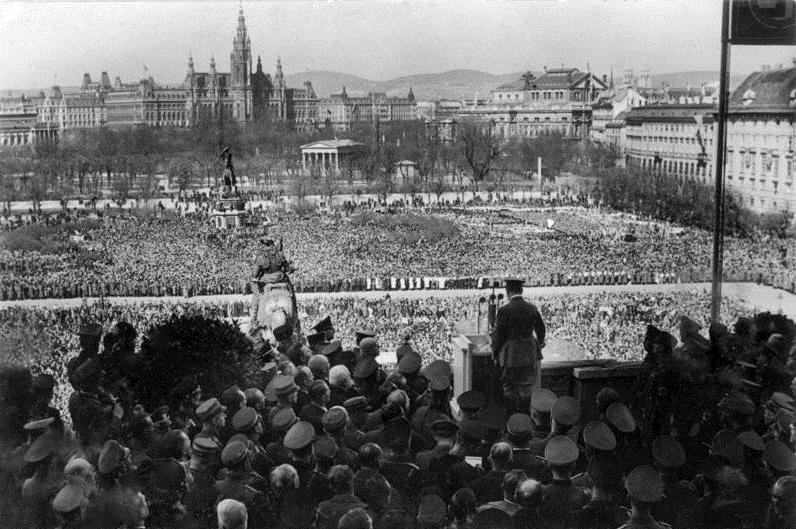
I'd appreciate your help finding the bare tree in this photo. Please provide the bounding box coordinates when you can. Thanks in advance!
[457,118,502,190]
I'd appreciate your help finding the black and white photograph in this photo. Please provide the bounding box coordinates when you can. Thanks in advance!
[0,0,795,527]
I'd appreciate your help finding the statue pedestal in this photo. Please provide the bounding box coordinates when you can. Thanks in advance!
[211,196,246,229]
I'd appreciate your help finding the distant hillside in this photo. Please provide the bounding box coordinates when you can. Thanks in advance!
[284,69,527,101]
[650,71,747,90]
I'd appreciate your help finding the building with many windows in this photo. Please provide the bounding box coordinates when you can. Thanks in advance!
[316,88,416,132]
[457,67,608,139]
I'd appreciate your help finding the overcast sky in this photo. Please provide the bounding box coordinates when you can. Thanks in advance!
[1,0,793,90]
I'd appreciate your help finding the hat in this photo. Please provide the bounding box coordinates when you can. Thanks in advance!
[652,435,686,468]
[504,278,525,289]
[506,413,533,437]
[709,429,744,467]
[23,417,55,431]
[767,334,790,361]
[430,419,459,438]
[459,419,489,441]
[307,333,324,348]
[97,440,130,475]
[343,396,368,415]
[244,387,265,407]
[32,374,56,390]
[626,465,665,502]
[284,421,315,451]
[78,323,102,337]
[313,436,339,460]
[360,338,380,358]
[232,407,260,433]
[64,457,93,476]
[192,435,221,454]
[605,402,636,433]
[764,440,796,472]
[397,352,422,375]
[544,435,579,465]
[196,398,226,422]
[355,329,376,344]
[270,407,298,431]
[353,359,377,379]
[221,440,250,466]
[273,323,294,342]
[52,484,87,513]
[770,392,795,412]
[473,507,512,529]
[583,420,617,451]
[737,430,765,452]
[321,406,349,433]
[457,390,486,413]
[531,388,557,413]
[273,375,299,397]
[311,316,334,333]
[552,396,581,427]
[478,403,507,432]
[776,408,794,430]
[429,374,451,392]
[417,494,447,525]
[423,360,452,381]
[24,433,55,463]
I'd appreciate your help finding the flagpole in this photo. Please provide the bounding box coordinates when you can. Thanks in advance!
[710,0,732,323]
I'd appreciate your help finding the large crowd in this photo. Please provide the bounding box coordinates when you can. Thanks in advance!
[1,292,796,529]
[1,203,795,300]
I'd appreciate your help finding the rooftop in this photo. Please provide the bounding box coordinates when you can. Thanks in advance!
[729,66,796,113]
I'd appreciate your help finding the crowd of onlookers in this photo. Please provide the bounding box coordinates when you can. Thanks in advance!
[1,293,796,528]
[1,204,794,301]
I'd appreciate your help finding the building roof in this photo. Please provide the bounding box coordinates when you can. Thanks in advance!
[494,68,607,92]
[729,66,796,114]
[300,139,365,150]
[624,104,716,125]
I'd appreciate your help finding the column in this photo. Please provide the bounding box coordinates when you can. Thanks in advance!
[335,151,339,171]
[302,152,307,171]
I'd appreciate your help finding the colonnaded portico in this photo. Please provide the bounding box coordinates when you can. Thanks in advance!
[299,139,365,173]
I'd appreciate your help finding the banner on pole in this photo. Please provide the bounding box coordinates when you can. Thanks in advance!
[729,0,796,45]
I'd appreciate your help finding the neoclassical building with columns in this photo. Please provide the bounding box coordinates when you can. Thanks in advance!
[299,139,365,174]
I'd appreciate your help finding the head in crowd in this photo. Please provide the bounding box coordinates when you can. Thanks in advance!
[217,499,248,529]
[328,464,355,495]
[339,507,372,529]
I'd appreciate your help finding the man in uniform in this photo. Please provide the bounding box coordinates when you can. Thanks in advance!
[491,278,546,414]
[310,317,342,356]
[541,436,590,529]
[618,465,671,529]
[250,236,294,330]
[66,323,102,385]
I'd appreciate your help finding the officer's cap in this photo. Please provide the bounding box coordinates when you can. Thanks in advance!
[423,360,452,381]
[24,433,55,463]
[196,398,226,422]
[244,387,265,408]
[77,323,103,337]
[273,375,299,397]
[531,388,557,413]
[605,402,636,433]
[478,403,507,432]
[192,435,221,454]
[544,435,579,465]
[313,436,339,460]
[583,420,617,451]
[457,390,486,413]
[284,421,315,451]
[64,457,93,477]
[221,440,250,466]
[321,406,349,433]
[417,494,447,525]
[770,392,795,412]
[765,440,796,472]
[506,413,533,437]
[737,430,765,452]
[652,435,686,468]
[270,407,298,431]
[429,374,451,392]
[552,396,581,426]
[311,317,334,333]
[228,433,250,446]
[273,323,294,342]
[23,417,55,431]
[232,407,260,433]
[353,360,377,380]
[97,440,130,475]
[397,352,422,375]
[343,396,368,414]
[52,483,88,514]
[625,465,665,502]
[355,329,376,344]
[504,278,525,289]
[430,419,459,438]
[307,333,324,347]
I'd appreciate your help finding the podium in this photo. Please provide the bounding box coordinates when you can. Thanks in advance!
[450,334,500,402]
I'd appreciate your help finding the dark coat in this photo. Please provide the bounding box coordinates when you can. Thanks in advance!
[491,296,545,368]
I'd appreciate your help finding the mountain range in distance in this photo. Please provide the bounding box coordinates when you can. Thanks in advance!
[284,69,748,101]
[4,69,748,102]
